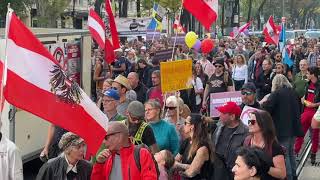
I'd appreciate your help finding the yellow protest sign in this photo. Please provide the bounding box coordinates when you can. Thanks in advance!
[160,60,193,93]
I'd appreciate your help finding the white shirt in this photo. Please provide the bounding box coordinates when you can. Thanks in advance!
[232,64,248,83]
[0,134,23,180]
[64,154,78,180]
[192,77,204,105]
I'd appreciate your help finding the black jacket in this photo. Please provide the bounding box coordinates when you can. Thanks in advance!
[262,87,304,138]
[36,155,92,180]
[133,83,148,103]
[255,71,275,100]
[212,122,248,175]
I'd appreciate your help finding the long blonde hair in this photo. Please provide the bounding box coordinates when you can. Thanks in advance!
[271,74,292,92]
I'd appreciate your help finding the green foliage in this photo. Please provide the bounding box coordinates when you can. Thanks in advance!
[0,0,33,18]
[35,0,71,27]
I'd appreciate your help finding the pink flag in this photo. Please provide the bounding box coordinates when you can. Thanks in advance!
[4,12,107,156]
[88,8,106,49]
[263,16,281,45]
[183,0,218,30]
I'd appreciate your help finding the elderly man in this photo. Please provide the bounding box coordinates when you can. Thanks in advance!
[112,75,136,116]
[0,121,23,180]
[91,122,158,179]
[240,83,261,110]
[102,89,126,122]
[37,132,92,180]
[293,59,309,98]
[212,102,248,179]
[127,72,148,103]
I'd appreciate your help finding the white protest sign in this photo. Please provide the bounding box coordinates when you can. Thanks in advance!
[240,105,260,126]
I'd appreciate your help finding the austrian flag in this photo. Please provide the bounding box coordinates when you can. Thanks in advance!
[88,8,106,49]
[4,12,108,155]
[183,0,218,30]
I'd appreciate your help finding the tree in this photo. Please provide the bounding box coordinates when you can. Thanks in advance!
[0,0,33,27]
[34,0,71,28]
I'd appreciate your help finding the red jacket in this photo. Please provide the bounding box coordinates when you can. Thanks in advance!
[91,144,158,180]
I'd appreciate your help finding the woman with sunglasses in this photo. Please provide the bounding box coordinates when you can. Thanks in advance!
[244,110,286,180]
[164,96,188,140]
[175,114,215,179]
[144,99,180,155]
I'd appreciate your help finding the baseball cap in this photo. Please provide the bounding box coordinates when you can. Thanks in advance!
[241,82,257,93]
[216,101,241,116]
[103,89,120,100]
[58,132,84,151]
[127,101,145,118]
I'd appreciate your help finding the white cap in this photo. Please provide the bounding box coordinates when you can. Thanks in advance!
[141,46,146,50]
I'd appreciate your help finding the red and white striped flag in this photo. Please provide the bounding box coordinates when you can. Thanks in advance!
[231,21,251,38]
[183,0,218,30]
[3,11,107,156]
[173,16,185,34]
[88,8,106,49]
[263,16,281,45]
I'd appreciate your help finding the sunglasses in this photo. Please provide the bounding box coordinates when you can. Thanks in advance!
[248,119,256,125]
[241,91,254,96]
[184,121,191,126]
[215,65,223,68]
[165,106,177,110]
[104,132,121,140]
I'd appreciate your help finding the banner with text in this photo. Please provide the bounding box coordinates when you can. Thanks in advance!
[210,91,242,117]
[160,60,193,93]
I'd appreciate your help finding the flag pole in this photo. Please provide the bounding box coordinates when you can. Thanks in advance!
[171,2,184,61]
[0,3,12,119]
[151,2,157,43]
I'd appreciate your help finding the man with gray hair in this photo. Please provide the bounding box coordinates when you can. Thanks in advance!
[37,132,92,180]
[91,122,158,179]
[0,121,23,180]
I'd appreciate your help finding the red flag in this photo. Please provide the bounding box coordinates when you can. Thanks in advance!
[88,8,106,49]
[183,0,218,30]
[105,0,120,49]
[0,61,4,112]
[105,40,115,64]
[263,16,281,45]
[4,12,107,156]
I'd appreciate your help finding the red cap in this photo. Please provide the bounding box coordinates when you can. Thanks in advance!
[217,101,241,116]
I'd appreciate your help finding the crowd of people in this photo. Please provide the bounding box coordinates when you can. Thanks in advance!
[8,33,319,180]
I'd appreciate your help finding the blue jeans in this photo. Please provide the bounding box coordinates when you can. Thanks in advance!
[278,136,297,180]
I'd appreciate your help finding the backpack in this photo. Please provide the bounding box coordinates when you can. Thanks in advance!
[133,144,160,179]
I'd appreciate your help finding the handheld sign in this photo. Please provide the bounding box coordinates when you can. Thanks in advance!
[240,106,260,126]
[210,91,242,117]
[153,49,174,62]
[160,60,193,93]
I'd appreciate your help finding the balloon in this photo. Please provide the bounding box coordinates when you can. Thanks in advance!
[192,40,201,51]
[185,31,198,48]
[201,39,214,54]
